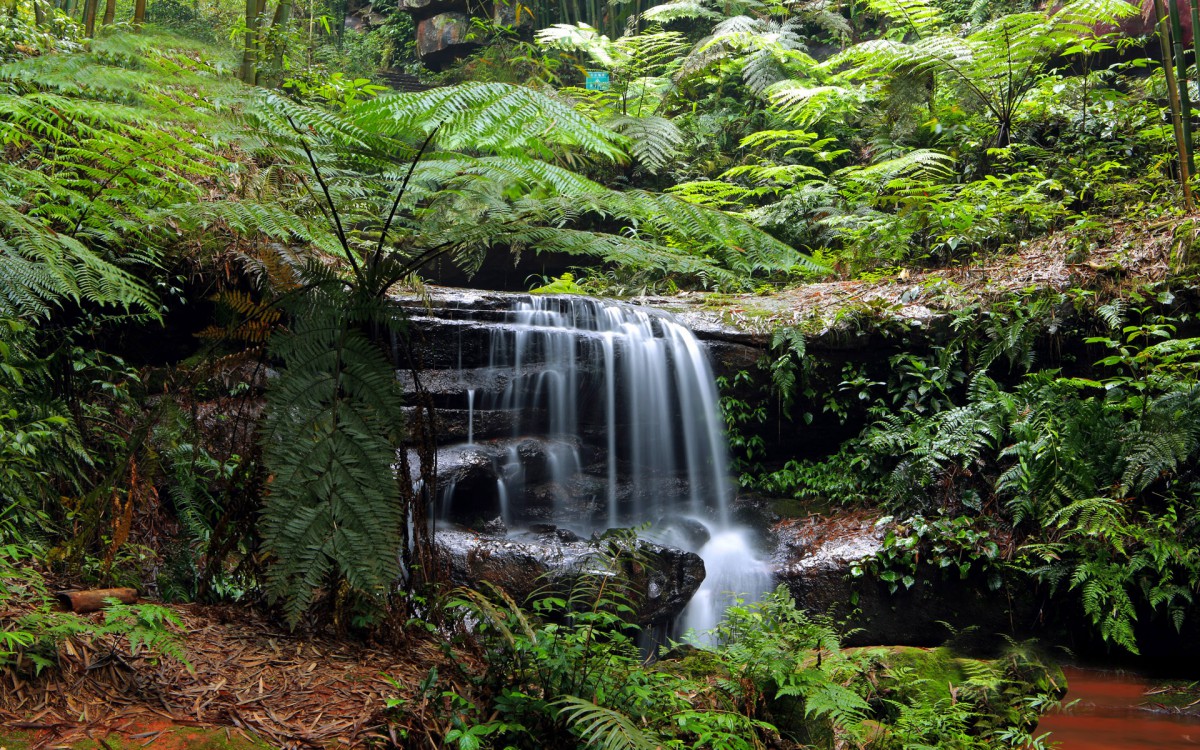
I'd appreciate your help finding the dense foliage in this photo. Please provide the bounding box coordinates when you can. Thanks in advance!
[426,537,1061,750]
[3,0,1200,742]
[735,286,1200,654]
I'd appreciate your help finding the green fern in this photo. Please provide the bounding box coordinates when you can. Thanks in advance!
[259,284,408,627]
[554,696,660,750]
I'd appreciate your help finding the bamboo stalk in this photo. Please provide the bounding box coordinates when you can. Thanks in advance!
[1169,0,1195,171]
[267,0,294,86]
[83,0,98,36]
[1192,0,1200,81]
[240,0,259,83]
[1156,0,1196,209]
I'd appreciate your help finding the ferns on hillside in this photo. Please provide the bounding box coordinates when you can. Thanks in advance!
[0,33,241,319]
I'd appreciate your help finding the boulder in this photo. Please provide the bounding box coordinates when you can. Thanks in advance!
[416,12,476,67]
[435,528,705,625]
[772,513,1044,647]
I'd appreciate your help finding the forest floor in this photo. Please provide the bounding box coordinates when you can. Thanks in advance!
[0,600,466,749]
[655,218,1183,337]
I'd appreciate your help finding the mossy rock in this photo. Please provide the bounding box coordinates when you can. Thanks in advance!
[656,645,729,681]
[769,498,809,519]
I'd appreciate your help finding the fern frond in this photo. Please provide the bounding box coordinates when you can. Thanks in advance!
[554,696,659,750]
[606,115,683,173]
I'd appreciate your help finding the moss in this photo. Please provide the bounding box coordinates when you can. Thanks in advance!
[5,727,273,750]
[769,498,809,519]
[873,646,971,705]
[0,729,37,750]
[656,647,729,681]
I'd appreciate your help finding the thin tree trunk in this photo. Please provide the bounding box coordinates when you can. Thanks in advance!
[133,0,146,25]
[102,0,115,25]
[267,0,293,85]
[65,0,76,18]
[1192,0,1200,88]
[1155,0,1195,209]
[1169,0,1195,172]
[33,0,46,25]
[240,0,260,84]
[84,0,99,36]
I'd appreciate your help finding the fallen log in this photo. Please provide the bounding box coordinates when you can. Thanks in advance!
[56,588,138,613]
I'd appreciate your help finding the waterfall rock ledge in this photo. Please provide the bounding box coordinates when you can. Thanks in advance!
[436,528,706,625]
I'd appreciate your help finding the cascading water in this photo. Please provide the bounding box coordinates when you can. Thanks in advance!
[436,295,772,639]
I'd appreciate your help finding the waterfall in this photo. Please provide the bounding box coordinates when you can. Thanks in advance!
[437,295,771,639]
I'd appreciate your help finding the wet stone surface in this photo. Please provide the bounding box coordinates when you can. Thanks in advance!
[434,527,706,625]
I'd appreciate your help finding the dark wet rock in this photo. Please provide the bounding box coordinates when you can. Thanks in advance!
[772,513,1043,647]
[396,368,511,401]
[555,528,582,543]
[773,514,884,625]
[650,515,711,551]
[639,540,707,623]
[397,0,434,11]
[418,406,524,444]
[492,0,528,26]
[481,516,507,535]
[732,492,783,531]
[435,528,705,624]
[428,437,587,524]
[515,524,585,543]
[415,12,475,66]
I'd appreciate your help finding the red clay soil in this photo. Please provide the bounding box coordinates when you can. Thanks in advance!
[0,602,467,749]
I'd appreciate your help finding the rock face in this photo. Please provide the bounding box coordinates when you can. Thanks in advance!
[772,513,1045,647]
[435,527,706,625]
[400,0,528,68]
[428,437,614,527]
[415,12,473,66]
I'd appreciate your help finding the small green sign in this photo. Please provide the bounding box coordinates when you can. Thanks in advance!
[585,70,611,91]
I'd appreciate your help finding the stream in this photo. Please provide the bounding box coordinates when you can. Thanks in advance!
[1038,667,1200,749]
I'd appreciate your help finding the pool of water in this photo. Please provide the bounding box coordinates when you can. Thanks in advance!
[1038,666,1200,749]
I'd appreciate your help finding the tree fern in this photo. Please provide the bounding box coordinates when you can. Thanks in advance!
[259,283,408,626]
[865,0,944,34]
[607,114,683,173]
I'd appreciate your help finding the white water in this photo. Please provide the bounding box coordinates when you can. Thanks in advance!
[466,388,475,445]
[681,528,774,642]
[442,295,771,638]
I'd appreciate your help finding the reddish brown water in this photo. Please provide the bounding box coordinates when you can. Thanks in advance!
[1038,667,1200,749]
